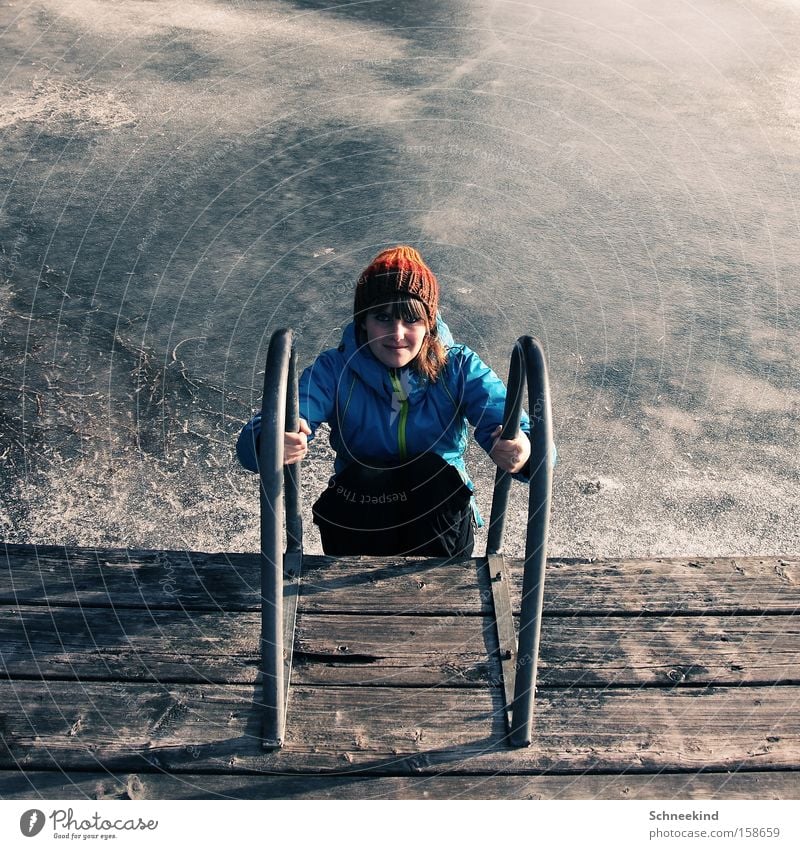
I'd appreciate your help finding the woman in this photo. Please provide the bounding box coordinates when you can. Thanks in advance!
[237,245,537,558]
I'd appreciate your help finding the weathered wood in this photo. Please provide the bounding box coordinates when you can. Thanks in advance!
[1,769,797,800]
[0,544,260,610]
[2,681,798,774]
[0,545,476,611]
[293,613,800,688]
[4,545,799,613]
[3,544,799,797]
[295,612,497,687]
[538,614,800,687]
[0,605,262,683]
[2,607,798,687]
[300,555,800,615]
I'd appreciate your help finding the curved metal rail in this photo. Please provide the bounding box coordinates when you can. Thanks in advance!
[259,328,302,748]
[485,336,554,747]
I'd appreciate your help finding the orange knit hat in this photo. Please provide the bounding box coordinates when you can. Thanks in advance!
[354,245,439,326]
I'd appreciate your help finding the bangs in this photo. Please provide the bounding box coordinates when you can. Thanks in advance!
[369,295,428,323]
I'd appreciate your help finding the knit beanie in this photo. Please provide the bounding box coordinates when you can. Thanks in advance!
[354,245,439,326]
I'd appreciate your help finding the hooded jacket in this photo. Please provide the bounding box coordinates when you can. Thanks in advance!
[237,317,551,523]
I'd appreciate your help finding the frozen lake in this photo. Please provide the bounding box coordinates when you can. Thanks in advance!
[1,0,798,556]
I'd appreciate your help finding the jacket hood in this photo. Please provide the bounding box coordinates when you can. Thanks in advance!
[338,313,455,403]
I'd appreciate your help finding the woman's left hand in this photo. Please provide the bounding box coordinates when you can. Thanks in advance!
[490,426,531,474]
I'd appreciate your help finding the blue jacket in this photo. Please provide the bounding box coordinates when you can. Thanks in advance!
[237,317,553,523]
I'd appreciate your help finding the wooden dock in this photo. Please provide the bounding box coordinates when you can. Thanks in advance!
[1,543,799,800]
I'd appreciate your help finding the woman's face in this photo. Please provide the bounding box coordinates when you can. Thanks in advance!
[363,306,427,369]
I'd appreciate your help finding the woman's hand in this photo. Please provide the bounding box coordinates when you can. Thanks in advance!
[284,418,311,465]
[490,426,531,474]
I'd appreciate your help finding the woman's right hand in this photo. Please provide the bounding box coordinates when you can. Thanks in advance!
[284,418,311,465]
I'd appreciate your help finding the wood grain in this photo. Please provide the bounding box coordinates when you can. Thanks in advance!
[1,681,798,774]
[4,545,798,613]
[1,770,796,800]
[1,607,796,687]
[3,543,798,798]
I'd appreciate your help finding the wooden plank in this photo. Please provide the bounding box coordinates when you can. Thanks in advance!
[299,556,800,615]
[2,608,798,687]
[1,681,798,774]
[0,605,262,683]
[0,544,260,610]
[298,555,487,614]
[537,557,800,616]
[1,769,797,800]
[293,613,800,688]
[4,544,798,614]
[295,612,497,687]
[0,607,495,686]
[538,614,800,687]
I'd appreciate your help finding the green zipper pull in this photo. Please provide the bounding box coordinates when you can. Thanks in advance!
[390,369,409,460]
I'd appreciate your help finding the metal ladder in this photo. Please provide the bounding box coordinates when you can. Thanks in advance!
[256,329,553,749]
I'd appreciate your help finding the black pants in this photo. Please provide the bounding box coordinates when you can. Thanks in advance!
[312,453,474,558]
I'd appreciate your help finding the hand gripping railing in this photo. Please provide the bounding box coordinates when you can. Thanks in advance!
[485,336,553,747]
[258,328,303,748]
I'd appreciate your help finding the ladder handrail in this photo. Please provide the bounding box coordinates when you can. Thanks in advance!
[486,336,554,747]
[257,330,550,748]
[485,338,527,555]
[258,328,302,748]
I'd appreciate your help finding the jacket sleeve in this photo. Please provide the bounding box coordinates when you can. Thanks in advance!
[236,413,262,473]
[456,345,557,477]
[456,344,530,446]
[235,351,341,473]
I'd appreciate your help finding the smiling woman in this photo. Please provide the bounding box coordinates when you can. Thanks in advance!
[236,246,547,558]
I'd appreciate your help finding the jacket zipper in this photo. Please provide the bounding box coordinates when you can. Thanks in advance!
[389,369,409,460]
